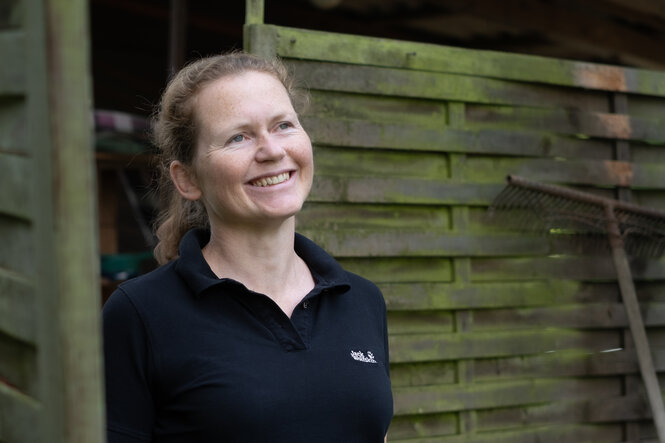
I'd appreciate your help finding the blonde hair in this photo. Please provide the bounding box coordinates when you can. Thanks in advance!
[151,52,307,264]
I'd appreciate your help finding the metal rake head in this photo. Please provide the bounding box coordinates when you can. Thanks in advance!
[487,176,665,258]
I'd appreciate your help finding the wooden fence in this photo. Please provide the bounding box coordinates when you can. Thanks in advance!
[245,5,665,442]
[0,1,104,442]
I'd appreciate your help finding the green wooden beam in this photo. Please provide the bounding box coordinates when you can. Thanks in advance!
[244,0,264,25]
[0,30,25,95]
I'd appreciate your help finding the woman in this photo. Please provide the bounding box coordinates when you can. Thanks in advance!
[102,52,393,442]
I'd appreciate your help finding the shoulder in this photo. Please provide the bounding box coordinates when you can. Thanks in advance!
[342,269,387,311]
[104,260,187,319]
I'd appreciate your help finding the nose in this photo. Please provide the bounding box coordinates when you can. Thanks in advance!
[255,132,286,162]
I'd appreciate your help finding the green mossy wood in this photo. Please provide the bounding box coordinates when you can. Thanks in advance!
[0,0,104,442]
[246,2,665,440]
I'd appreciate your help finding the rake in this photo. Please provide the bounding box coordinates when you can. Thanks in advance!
[488,175,665,442]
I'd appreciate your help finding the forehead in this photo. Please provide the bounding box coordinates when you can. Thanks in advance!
[194,71,291,116]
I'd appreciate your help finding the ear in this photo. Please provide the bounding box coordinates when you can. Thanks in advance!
[170,160,202,201]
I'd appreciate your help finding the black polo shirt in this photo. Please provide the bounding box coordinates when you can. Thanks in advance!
[103,229,393,442]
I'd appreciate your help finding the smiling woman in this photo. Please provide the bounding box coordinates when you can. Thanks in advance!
[102,52,393,443]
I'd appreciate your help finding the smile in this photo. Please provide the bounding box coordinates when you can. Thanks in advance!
[250,172,291,187]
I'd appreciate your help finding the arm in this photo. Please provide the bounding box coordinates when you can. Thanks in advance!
[103,290,155,442]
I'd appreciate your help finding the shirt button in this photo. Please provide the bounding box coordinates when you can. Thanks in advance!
[302,300,309,309]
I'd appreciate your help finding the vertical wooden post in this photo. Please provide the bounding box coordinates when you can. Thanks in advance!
[31,0,105,441]
[448,101,477,437]
[245,0,265,25]
[243,0,277,59]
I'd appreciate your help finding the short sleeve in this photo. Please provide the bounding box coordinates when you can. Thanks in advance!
[103,289,155,442]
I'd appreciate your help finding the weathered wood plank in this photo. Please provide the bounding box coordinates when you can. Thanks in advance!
[315,148,665,189]
[472,303,665,330]
[387,302,665,335]
[381,280,590,311]
[0,152,31,220]
[0,268,35,343]
[290,59,609,109]
[472,256,665,281]
[0,382,39,443]
[393,377,620,415]
[0,0,23,29]
[337,257,453,283]
[388,311,455,335]
[389,424,623,443]
[0,97,26,153]
[0,216,33,276]
[390,412,457,440]
[263,24,665,97]
[298,203,451,231]
[305,116,613,159]
[473,347,665,380]
[313,145,449,180]
[389,329,620,363]
[0,30,25,95]
[300,228,549,257]
[311,175,503,205]
[462,157,656,188]
[308,89,447,128]
[390,361,457,388]
[466,104,665,143]
[0,331,37,396]
[476,395,648,430]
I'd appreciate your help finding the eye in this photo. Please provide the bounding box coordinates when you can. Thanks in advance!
[228,134,245,144]
[277,122,293,131]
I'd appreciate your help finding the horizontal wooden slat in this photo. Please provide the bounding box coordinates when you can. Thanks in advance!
[0,268,35,343]
[476,395,648,430]
[256,24,665,96]
[462,157,665,189]
[313,145,449,179]
[300,228,549,257]
[472,302,665,330]
[0,0,22,29]
[389,424,624,443]
[0,30,25,96]
[305,116,614,159]
[0,330,37,396]
[466,104,665,143]
[308,89,448,128]
[338,257,453,283]
[390,361,457,388]
[0,152,31,220]
[315,145,663,189]
[298,203,451,231]
[382,280,582,310]
[0,216,34,276]
[0,97,27,153]
[472,256,665,281]
[0,382,39,442]
[311,175,502,205]
[388,310,455,335]
[473,347,665,380]
[389,412,457,440]
[394,377,619,415]
[291,59,608,109]
[389,329,620,363]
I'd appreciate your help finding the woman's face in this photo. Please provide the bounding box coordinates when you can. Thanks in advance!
[187,71,313,229]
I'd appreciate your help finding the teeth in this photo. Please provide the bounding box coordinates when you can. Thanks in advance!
[251,172,290,187]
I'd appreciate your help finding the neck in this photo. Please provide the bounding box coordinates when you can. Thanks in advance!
[202,217,314,314]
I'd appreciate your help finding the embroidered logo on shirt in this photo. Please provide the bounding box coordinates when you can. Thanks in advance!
[350,350,377,364]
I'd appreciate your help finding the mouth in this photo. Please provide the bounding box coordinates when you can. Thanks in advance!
[249,171,292,188]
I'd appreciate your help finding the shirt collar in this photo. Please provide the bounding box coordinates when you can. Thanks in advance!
[174,228,350,297]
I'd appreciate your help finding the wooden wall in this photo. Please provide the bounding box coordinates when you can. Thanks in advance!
[246,20,665,442]
[0,1,104,442]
